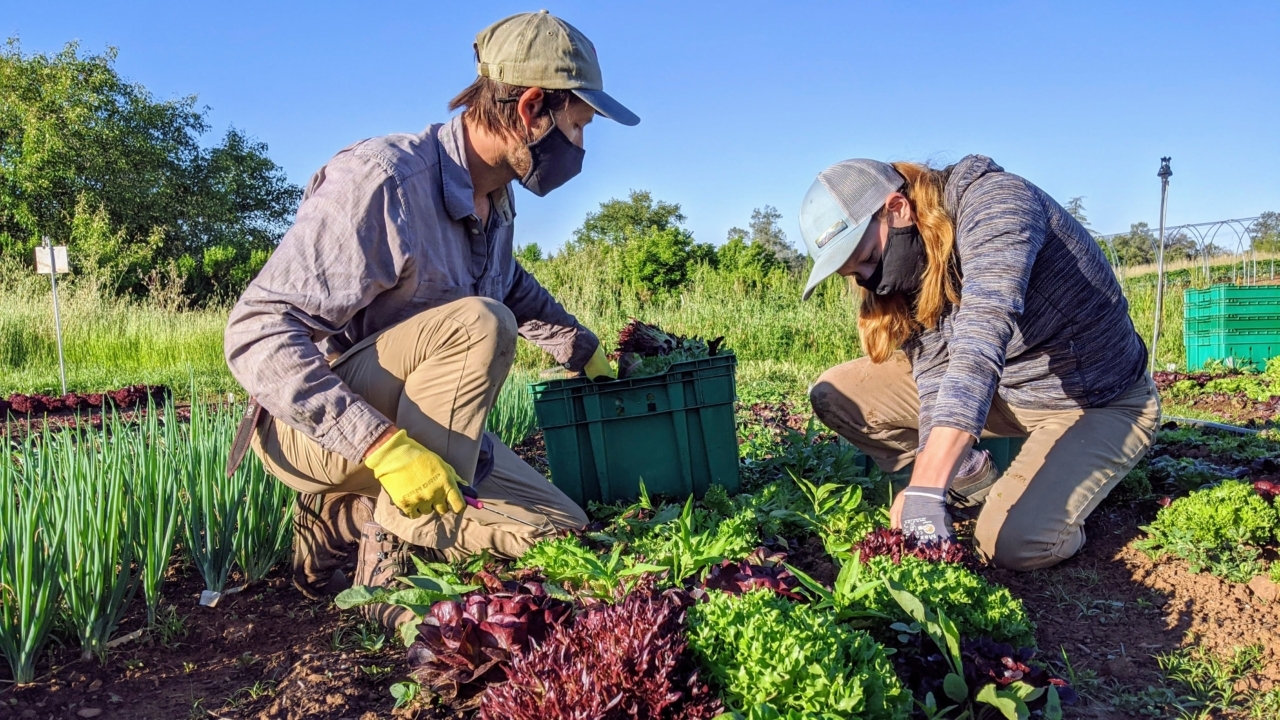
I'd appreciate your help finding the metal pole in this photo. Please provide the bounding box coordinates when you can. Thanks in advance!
[1150,158,1172,374]
[44,236,68,395]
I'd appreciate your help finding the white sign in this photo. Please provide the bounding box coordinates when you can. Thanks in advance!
[35,246,70,274]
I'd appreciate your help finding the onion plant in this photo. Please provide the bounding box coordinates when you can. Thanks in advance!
[55,414,141,662]
[487,372,537,447]
[179,400,242,595]
[0,431,66,683]
[131,402,183,624]
[232,454,294,584]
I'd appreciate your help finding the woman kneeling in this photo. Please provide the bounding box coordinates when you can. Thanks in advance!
[797,155,1159,571]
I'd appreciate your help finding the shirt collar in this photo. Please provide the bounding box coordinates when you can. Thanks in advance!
[435,115,516,226]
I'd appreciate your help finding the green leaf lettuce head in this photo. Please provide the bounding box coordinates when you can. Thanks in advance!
[857,555,1036,649]
[514,535,647,598]
[1144,479,1277,547]
[687,589,911,720]
[1137,479,1278,582]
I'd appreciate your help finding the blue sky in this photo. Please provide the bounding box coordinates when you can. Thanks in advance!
[8,1,1279,252]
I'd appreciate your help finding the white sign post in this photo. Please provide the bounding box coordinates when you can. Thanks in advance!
[35,237,69,395]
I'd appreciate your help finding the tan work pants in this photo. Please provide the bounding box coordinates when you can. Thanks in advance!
[250,297,587,561]
[809,353,1160,571]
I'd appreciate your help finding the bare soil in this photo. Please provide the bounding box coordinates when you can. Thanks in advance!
[2,404,193,439]
[983,501,1280,718]
[0,566,434,720]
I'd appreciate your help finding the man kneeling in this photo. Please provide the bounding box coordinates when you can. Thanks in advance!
[223,11,637,629]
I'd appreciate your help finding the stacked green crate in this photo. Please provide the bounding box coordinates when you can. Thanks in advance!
[1184,285,1280,371]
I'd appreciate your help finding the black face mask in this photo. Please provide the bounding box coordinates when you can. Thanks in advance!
[854,224,927,296]
[519,117,585,197]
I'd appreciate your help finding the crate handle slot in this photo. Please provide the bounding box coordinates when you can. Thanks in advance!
[666,382,695,494]
[585,393,612,503]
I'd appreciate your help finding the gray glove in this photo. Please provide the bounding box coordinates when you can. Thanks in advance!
[900,486,953,541]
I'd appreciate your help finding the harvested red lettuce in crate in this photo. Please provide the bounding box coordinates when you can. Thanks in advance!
[612,318,725,379]
[480,585,723,720]
[406,575,574,707]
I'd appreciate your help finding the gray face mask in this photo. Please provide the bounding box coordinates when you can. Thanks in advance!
[518,114,585,197]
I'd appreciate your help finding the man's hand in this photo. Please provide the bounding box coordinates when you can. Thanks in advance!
[363,429,466,518]
[583,341,616,381]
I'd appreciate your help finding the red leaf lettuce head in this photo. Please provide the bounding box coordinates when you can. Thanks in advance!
[480,584,723,720]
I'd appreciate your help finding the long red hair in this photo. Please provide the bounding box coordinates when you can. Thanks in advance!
[856,162,961,362]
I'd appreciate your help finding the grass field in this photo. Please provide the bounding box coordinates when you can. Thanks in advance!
[0,283,232,396]
[0,259,1217,400]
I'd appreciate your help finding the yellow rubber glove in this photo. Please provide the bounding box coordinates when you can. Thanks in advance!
[583,342,617,381]
[363,430,466,518]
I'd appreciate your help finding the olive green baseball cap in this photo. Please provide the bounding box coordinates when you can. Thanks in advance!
[475,10,639,126]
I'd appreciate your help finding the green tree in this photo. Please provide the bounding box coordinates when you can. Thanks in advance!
[1163,229,1198,262]
[0,39,300,301]
[1102,222,1200,267]
[568,190,714,296]
[1064,196,1094,236]
[745,205,802,270]
[1251,212,1280,253]
[514,242,543,265]
[717,229,781,278]
[616,226,704,296]
[571,190,685,248]
[1105,222,1156,266]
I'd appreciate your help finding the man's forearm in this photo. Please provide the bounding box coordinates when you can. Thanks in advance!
[910,426,976,488]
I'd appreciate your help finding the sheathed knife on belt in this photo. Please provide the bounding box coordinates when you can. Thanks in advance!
[227,398,265,477]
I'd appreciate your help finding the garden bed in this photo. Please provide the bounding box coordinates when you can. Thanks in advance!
[4,385,1280,719]
[1154,369,1280,427]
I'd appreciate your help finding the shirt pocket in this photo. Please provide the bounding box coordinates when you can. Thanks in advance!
[409,278,471,304]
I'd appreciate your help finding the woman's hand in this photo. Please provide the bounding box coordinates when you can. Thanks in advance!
[894,486,951,540]
[891,426,975,539]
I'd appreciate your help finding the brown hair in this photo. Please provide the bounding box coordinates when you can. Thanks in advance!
[856,162,962,362]
[448,76,575,138]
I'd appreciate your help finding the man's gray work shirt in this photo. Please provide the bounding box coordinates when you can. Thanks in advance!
[224,115,597,463]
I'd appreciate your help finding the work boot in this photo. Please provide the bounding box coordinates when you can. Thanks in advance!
[947,450,1000,509]
[291,493,374,599]
[353,521,416,636]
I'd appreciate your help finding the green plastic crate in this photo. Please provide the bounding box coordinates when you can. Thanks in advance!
[976,437,1025,473]
[1183,285,1280,370]
[529,353,740,507]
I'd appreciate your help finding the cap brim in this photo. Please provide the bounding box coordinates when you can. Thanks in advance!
[572,88,640,126]
[801,214,872,301]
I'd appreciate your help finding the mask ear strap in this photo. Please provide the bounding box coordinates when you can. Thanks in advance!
[496,94,540,143]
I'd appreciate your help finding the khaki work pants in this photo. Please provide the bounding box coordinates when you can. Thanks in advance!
[809,353,1161,571]
[250,297,588,561]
